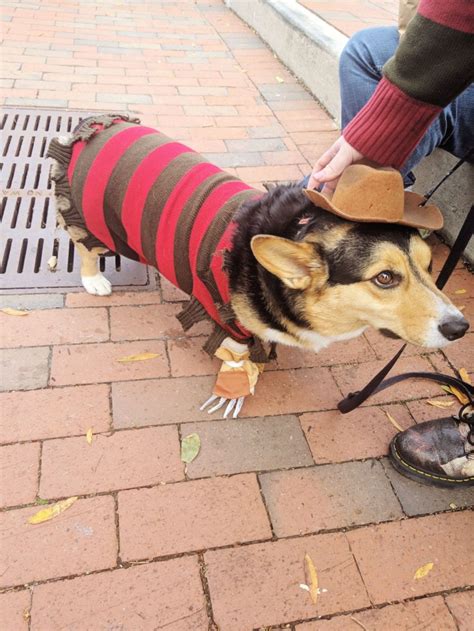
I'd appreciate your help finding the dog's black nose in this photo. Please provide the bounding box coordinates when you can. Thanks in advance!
[438,317,469,341]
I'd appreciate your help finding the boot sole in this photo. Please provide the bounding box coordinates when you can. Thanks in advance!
[389,437,474,489]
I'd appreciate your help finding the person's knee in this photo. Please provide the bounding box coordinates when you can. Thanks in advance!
[339,26,398,75]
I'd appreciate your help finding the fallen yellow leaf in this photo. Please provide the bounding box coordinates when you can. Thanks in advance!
[414,562,434,580]
[458,368,471,385]
[454,289,466,295]
[1,307,29,316]
[181,433,201,464]
[426,399,454,409]
[28,496,78,524]
[304,553,319,605]
[86,427,93,445]
[449,503,457,509]
[117,352,160,363]
[441,385,469,405]
[275,75,284,83]
[385,411,403,432]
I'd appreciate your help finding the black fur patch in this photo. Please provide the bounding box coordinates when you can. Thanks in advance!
[325,222,415,285]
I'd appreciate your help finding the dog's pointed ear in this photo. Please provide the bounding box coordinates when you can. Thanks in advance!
[251,235,324,290]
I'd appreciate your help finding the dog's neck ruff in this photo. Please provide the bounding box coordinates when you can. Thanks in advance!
[48,114,268,360]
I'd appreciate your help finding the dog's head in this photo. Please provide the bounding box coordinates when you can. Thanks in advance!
[247,187,468,348]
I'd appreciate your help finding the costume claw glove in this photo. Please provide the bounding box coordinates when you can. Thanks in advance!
[200,338,264,418]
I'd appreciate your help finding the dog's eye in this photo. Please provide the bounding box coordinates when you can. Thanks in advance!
[373,271,398,288]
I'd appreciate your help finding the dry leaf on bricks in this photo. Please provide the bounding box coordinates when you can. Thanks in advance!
[1,308,29,316]
[304,553,319,605]
[181,433,201,464]
[413,562,434,579]
[28,497,78,524]
[385,411,404,432]
[426,399,455,409]
[117,352,160,363]
[441,385,469,405]
[86,428,93,445]
[459,368,471,385]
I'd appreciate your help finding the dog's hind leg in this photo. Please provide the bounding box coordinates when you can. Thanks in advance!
[65,223,112,296]
[76,242,112,296]
[49,138,112,296]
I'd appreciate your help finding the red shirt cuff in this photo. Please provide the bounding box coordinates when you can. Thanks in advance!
[343,77,441,168]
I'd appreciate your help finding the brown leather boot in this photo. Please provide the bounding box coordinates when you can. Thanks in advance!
[389,408,474,488]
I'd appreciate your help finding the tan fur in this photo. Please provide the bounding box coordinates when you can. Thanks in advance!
[251,235,326,290]
[302,238,442,343]
[60,222,108,278]
[233,230,460,349]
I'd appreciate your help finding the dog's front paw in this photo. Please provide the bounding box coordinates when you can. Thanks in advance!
[201,338,264,419]
[81,273,112,296]
[200,394,245,418]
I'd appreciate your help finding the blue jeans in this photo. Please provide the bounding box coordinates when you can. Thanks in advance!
[340,26,474,186]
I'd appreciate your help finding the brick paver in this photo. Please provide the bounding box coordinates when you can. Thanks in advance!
[118,473,271,561]
[0,384,111,443]
[0,590,31,631]
[298,0,397,37]
[0,307,109,348]
[347,511,474,604]
[332,355,446,404]
[0,496,117,588]
[40,426,183,498]
[300,403,414,463]
[31,558,208,631]
[205,533,370,629]
[382,458,474,516]
[260,460,402,536]
[65,289,162,308]
[296,596,457,630]
[445,590,474,631]
[0,443,40,508]
[110,304,211,341]
[50,340,169,385]
[1,1,472,629]
[1,347,50,392]
[183,415,313,478]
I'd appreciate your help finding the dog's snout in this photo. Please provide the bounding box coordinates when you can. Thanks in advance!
[438,316,469,341]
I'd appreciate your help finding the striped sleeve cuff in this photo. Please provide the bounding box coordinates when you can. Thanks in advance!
[343,77,442,168]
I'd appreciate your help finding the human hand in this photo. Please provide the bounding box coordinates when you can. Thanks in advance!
[307,136,364,196]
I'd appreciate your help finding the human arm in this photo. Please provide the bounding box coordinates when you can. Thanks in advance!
[308,0,474,191]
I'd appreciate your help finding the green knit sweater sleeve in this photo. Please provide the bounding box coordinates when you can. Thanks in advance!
[343,0,473,167]
[384,12,474,107]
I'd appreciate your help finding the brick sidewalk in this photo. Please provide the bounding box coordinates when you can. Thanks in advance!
[1,1,473,629]
[299,0,398,37]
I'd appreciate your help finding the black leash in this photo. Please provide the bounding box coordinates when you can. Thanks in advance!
[338,153,474,414]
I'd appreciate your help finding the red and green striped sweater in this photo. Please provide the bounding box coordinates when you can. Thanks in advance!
[344,0,474,168]
[48,114,267,360]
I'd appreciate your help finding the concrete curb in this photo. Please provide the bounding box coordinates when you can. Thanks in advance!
[226,0,473,263]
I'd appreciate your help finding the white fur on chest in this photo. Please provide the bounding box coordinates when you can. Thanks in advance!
[262,326,367,352]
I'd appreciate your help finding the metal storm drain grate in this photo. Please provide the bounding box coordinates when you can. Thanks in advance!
[1,108,152,292]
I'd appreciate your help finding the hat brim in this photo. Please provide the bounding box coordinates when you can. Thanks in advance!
[303,188,443,231]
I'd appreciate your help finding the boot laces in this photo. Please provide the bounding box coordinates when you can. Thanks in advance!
[458,403,474,446]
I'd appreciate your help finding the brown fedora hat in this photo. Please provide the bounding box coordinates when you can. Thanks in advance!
[304,164,443,230]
